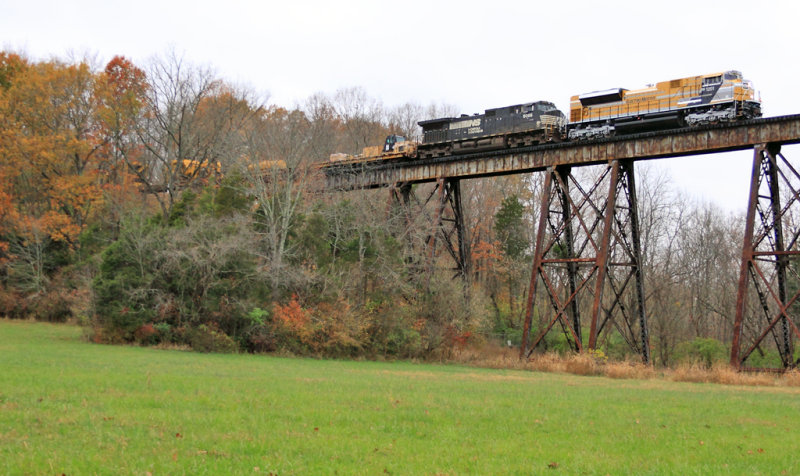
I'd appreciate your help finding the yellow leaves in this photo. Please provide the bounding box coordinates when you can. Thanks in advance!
[48,173,103,213]
[38,211,80,244]
[0,167,20,261]
[0,53,116,246]
[0,51,28,90]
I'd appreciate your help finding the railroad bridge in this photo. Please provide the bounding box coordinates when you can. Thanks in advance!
[320,115,800,370]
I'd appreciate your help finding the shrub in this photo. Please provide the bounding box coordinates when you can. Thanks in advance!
[311,299,369,357]
[366,299,422,357]
[153,322,174,343]
[134,323,158,345]
[0,284,26,318]
[188,324,238,353]
[241,307,278,353]
[28,288,73,322]
[91,212,264,348]
[676,337,727,368]
[272,294,312,350]
[414,276,491,359]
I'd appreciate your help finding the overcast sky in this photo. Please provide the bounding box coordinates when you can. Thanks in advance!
[3,0,799,212]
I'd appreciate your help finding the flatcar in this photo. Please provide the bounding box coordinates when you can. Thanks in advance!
[568,70,761,140]
[417,101,566,157]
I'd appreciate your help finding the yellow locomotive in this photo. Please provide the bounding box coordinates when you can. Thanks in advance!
[568,70,761,139]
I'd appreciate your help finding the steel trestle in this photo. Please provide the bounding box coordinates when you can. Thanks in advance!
[388,179,471,279]
[731,144,800,370]
[520,160,650,363]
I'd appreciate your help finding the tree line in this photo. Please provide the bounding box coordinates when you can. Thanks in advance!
[0,51,780,366]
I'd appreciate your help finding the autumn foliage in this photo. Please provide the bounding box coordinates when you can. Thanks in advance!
[273,294,312,339]
[2,50,771,372]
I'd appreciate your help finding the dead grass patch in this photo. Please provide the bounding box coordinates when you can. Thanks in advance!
[563,354,604,376]
[781,370,800,387]
[449,341,800,387]
[604,361,657,380]
[670,363,779,386]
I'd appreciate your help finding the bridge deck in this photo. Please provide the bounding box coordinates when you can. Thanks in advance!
[321,114,800,190]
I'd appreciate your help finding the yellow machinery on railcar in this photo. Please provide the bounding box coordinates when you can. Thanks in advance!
[328,135,418,164]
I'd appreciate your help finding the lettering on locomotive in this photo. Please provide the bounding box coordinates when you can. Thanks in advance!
[449,118,482,130]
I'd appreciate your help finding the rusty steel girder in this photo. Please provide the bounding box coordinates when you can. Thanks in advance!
[321,115,800,191]
[519,160,650,362]
[731,144,800,370]
[387,179,471,279]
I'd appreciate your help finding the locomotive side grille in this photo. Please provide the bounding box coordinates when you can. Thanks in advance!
[541,115,564,127]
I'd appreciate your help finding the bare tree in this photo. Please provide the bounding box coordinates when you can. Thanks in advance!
[302,92,341,161]
[388,102,424,142]
[331,87,388,153]
[677,202,741,340]
[634,164,690,365]
[423,102,460,123]
[242,106,316,293]
[130,51,255,222]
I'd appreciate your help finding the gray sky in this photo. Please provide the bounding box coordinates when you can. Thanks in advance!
[3,0,799,212]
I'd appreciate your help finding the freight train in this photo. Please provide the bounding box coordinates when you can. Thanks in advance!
[328,70,762,163]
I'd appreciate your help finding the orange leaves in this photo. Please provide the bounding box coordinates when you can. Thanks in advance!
[103,56,146,100]
[0,175,16,261]
[47,173,103,217]
[0,169,19,222]
[0,51,27,90]
[272,295,369,353]
[0,53,134,247]
[273,294,312,336]
[98,55,146,135]
[471,239,502,274]
[37,211,81,244]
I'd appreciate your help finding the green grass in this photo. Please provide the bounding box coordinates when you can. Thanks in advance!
[1,320,799,475]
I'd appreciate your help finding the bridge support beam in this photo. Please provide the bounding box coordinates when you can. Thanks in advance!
[731,144,800,370]
[520,160,650,363]
[388,179,471,279]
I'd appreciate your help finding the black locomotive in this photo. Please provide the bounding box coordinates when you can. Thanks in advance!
[417,101,566,157]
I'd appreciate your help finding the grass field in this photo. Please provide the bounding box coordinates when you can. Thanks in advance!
[1,320,799,475]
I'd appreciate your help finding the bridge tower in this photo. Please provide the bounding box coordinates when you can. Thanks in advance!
[731,143,800,370]
[519,160,650,363]
[388,179,471,279]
